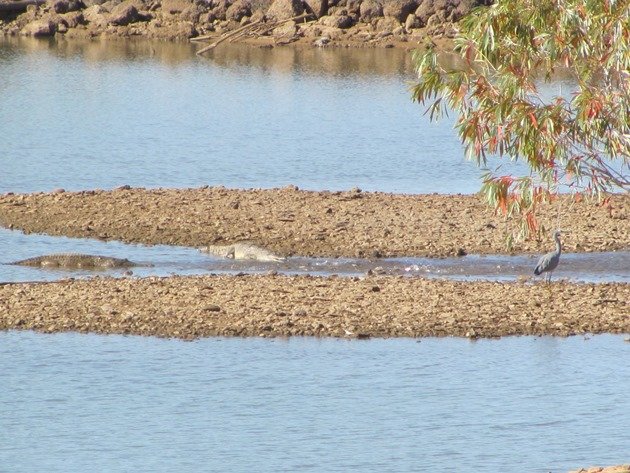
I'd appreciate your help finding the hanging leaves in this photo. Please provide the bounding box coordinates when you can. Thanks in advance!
[411,0,630,241]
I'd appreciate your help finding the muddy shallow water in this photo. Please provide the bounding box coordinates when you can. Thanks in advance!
[1,227,629,283]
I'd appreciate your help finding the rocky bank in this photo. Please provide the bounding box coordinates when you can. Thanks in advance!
[0,0,488,47]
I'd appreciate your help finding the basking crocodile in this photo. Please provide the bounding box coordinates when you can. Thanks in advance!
[199,242,285,262]
[9,253,141,269]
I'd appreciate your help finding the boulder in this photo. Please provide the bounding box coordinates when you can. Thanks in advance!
[266,0,303,21]
[82,0,107,7]
[415,0,478,24]
[359,0,382,21]
[404,12,417,30]
[450,0,479,21]
[382,0,417,22]
[426,8,445,27]
[318,13,352,28]
[161,0,194,14]
[174,6,196,20]
[21,18,55,35]
[225,0,251,21]
[147,18,196,37]
[47,0,84,13]
[374,15,398,33]
[209,0,229,20]
[303,0,326,18]
[61,10,84,26]
[108,2,139,24]
[271,19,295,36]
[83,4,108,24]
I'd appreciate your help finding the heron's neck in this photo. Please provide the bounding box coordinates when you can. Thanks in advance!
[555,236,562,254]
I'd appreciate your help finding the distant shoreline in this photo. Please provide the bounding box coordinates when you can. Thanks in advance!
[0,0,463,50]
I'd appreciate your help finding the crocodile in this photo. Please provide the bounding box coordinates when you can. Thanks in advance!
[199,242,285,262]
[9,253,142,269]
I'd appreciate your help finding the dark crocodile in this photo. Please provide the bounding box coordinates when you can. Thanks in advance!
[9,253,142,269]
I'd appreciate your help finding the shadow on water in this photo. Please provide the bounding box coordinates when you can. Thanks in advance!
[1,228,628,283]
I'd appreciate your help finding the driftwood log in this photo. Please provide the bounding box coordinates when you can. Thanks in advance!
[0,0,45,12]
[195,13,311,55]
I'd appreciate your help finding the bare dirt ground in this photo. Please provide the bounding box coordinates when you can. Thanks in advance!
[0,187,628,340]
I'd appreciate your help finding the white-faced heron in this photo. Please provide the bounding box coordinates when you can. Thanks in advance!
[534,230,562,282]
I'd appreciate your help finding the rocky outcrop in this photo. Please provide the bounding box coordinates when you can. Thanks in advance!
[0,0,490,45]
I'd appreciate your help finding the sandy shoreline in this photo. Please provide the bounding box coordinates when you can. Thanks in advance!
[1,187,628,258]
[1,273,628,339]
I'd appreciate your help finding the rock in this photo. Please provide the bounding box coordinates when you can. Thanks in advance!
[225,0,251,21]
[82,0,107,6]
[179,5,203,22]
[161,0,194,14]
[374,16,398,33]
[47,0,84,13]
[108,2,139,25]
[266,0,303,21]
[21,19,56,36]
[414,0,436,25]
[382,0,417,22]
[404,12,417,31]
[450,0,478,21]
[304,0,327,18]
[61,11,84,27]
[272,20,296,36]
[209,0,229,20]
[83,4,108,24]
[359,0,382,21]
[426,9,446,27]
[415,0,478,25]
[313,35,329,46]
[319,14,353,28]
[147,19,196,38]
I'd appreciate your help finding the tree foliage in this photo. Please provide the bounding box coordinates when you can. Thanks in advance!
[411,0,630,238]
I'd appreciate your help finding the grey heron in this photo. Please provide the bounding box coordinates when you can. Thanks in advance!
[534,230,562,282]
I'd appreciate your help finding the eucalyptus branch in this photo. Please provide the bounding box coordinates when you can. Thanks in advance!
[411,0,630,241]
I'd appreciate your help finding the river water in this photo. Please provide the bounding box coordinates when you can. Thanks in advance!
[0,37,534,195]
[0,38,628,472]
[1,227,629,283]
[0,332,628,473]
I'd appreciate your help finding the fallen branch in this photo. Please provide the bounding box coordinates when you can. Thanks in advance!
[191,19,262,44]
[195,19,264,54]
[195,13,310,55]
[253,12,309,37]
